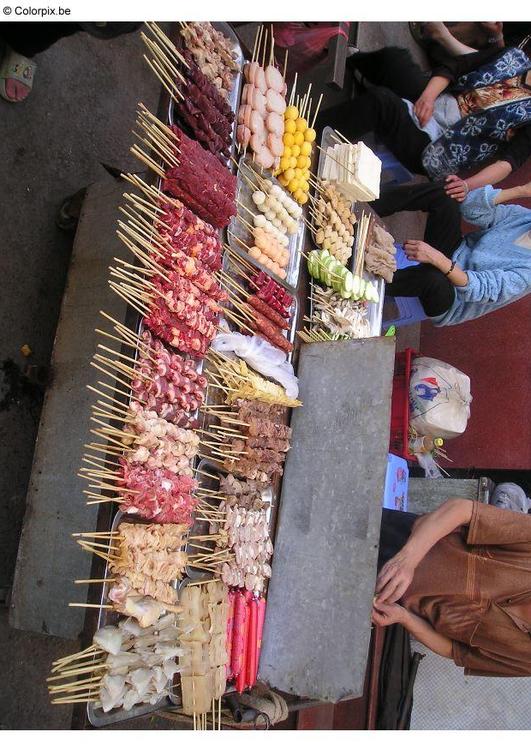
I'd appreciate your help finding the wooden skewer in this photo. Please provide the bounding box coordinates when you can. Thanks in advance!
[283,48,288,79]
[74,578,116,584]
[147,22,190,70]
[251,25,260,63]
[90,363,135,394]
[92,379,134,404]
[130,144,166,178]
[311,93,324,129]
[68,603,113,609]
[52,645,101,668]
[47,661,107,680]
[261,25,267,69]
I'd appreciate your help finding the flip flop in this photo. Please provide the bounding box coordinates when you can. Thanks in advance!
[0,43,36,102]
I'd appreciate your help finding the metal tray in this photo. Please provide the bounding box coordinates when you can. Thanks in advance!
[220,286,299,365]
[315,126,384,337]
[168,21,244,166]
[186,458,275,583]
[227,156,304,294]
[86,510,187,727]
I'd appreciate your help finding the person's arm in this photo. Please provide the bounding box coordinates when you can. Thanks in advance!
[375,498,474,603]
[445,127,531,200]
[493,181,531,205]
[372,602,453,658]
[445,162,513,202]
[414,75,451,127]
[404,237,530,301]
[403,240,469,287]
[460,182,531,228]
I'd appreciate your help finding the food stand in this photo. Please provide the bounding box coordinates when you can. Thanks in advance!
[44,21,399,729]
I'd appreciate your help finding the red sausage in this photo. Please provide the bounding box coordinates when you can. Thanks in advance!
[249,308,293,353]
[248,295,290,330]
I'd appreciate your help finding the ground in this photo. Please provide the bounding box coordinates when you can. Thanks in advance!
[0,21,424,729]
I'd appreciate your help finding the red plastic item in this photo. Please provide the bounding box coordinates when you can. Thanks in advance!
[389,348,419,462]
[231,591,248,679]
[236,592,253,693]
[253,597,266,685]
[246,598,259,689]
[226,591,236,680]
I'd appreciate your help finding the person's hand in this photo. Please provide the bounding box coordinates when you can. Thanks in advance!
[403,239,441,265]
[414,93,435,127]
[375,549,417,603]
[445,174,469,202]
[371,601,409,627]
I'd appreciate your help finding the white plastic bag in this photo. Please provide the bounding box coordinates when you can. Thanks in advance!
[211,332,299,399]
[409,356,472,440]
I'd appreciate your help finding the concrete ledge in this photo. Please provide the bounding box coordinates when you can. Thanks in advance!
[10,176,129,639]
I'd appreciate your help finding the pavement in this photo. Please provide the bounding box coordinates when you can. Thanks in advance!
[0,24,160,730]
[0,21,424,730]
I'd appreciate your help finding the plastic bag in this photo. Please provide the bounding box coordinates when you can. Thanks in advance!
[212,332,299,399]
[490,482,531,514]
[415,452,443,479]
[409,356,472,440]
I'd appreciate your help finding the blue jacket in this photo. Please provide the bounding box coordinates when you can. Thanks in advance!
[434,186,531,326]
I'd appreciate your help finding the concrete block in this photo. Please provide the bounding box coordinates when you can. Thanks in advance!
[259,337,396,702]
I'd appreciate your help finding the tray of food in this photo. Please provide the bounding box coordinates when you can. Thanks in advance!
[167,22,244,166]
[217,248,299,362]
[185,459,275,595]
[227,156,304,293]
[309,125,387,336]
[79,512,187,726]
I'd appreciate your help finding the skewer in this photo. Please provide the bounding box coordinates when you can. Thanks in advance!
[68,603,113,609]
[289,71,298,107]
[147,22,190,69]
[261,25,267,69]
[47,662,108,681]
[51,645,102,668]
[142,32,186,85]
[92,379,134,404]
[90,363,135,394]
[74,578,116,584]
[251,26,261,62]
[130,144,166,178]
[84,442,124,459]
[311,93,324,129]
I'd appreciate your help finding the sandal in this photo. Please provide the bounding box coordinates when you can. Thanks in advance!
[0,43,36,102]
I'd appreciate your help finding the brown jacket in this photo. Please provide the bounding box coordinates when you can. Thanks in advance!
[403,502,531,677]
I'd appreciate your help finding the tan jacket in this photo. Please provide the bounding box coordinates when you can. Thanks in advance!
[403,502,531,677]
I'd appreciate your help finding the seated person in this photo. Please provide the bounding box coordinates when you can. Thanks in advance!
[374,180,531,325]
[317,42,531,199]
[374,498,531,676]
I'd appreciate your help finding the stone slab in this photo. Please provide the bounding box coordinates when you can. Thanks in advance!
[259,337,396,702]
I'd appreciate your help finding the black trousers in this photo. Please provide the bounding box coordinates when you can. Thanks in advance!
[378,509,418,569]
[0,22,141,57]
[316,47,432,176]
[373,182,463,317]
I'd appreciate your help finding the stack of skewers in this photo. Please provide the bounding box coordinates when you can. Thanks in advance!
[236,25,288,169]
